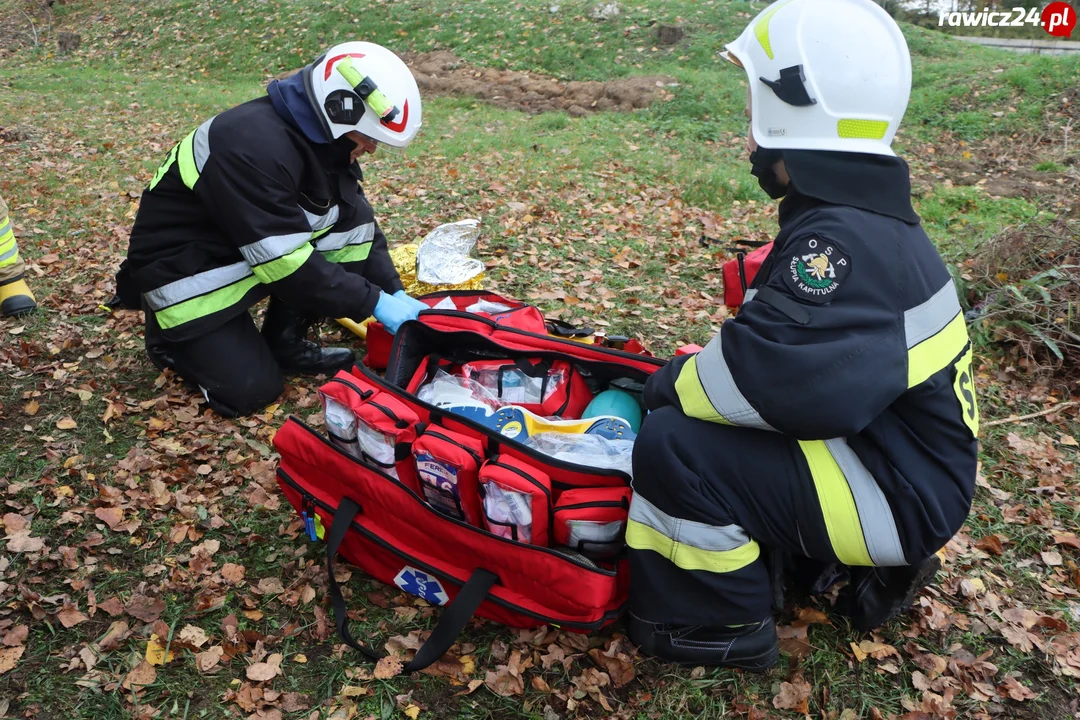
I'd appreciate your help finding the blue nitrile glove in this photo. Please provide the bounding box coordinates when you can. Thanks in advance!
[393,290,428,314]
[373,292,419,334]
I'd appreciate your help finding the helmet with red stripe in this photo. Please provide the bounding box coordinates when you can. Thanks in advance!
[305,41,422,148]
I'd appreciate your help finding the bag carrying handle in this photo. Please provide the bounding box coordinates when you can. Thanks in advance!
[326,497,499,673]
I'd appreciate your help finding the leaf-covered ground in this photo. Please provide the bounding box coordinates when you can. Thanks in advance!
[1,1,1078,718]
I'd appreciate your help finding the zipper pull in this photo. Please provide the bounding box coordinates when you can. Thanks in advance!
[302,496,318,541]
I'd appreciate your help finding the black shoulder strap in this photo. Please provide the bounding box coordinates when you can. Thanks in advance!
[325,498,498,673]
[754,286,812,325]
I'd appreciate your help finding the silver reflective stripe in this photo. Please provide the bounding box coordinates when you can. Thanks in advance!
[694,332,777,431]
[904,281,962,348]
[144,261,253,310]
[743,288,758,303]
[629,494,752,552]
[239,231,310,266]
[0,220,12,237]
[317,222,375,252]
[193,118,213,173]
[0,245,18,263]
[304,205,340,232]
[824,438,906,566]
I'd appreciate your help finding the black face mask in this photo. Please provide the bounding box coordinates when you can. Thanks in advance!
[749,147,789,199]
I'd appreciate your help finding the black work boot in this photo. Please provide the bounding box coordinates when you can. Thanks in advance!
[144,303,176,372]
[261,297,354,375]
[840,555,941,632]
[627,612,779,671]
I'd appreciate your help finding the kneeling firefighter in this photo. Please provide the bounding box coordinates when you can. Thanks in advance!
[115,42,427,417]
[626,0,978,670]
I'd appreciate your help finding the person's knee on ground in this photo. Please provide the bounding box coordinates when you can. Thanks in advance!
[200,372,285,418]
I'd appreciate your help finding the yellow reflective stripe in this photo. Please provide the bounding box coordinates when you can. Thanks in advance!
[837,119,889,140]
[0,231,16,254]
[177,130,200,190]
[250,243,314,284]
[907,313,968,388]
[0,244,20,267]
[798,440,873,567]
[673,356,728,424]
[752,0,795,60]
[149,143,179,191]
[322,243,373,265]
[311,226,333,240]
[155,275,261,330]
[626,520,760,573]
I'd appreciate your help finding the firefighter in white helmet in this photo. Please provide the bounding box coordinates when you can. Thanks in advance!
[626,0,977,669]
[115,42,428,417]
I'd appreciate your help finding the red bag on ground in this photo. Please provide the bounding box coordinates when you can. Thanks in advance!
[723,242,773,308]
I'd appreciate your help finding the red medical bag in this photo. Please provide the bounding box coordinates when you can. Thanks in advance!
[722,242,773,308]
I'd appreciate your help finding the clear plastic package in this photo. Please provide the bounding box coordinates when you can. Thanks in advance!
[417,369,506,411]
[523,432,635,476]
[482,483,535,544]
[416,219,486,285]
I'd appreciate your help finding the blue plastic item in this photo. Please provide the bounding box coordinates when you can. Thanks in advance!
[583,389,643,433]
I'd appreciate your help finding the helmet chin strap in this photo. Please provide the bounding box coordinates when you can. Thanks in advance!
[749,147,789,199]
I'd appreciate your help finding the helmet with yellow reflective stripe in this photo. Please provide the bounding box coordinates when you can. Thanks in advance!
[721,0,911,156]
[305,41,422,148]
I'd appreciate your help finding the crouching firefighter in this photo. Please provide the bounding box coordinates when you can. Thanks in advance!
[626,0,979,670]
[115,42,429,417]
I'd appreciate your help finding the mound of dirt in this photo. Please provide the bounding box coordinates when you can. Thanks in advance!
[402,51,675,116]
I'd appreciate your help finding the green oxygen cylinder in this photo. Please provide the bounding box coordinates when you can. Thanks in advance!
[582,389,643,433]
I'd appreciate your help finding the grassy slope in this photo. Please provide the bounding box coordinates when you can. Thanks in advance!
[1,1,1078,718]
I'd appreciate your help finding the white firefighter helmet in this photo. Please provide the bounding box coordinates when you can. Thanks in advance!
[721,0,912,156]
[305,41,422,148]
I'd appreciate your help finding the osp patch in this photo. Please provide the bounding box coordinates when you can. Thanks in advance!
[393,566,450,606]
[785,236,851,303]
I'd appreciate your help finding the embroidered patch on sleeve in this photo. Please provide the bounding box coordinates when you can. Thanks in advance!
[784,235,851,303]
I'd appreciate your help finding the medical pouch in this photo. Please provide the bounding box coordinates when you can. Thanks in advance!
[553,487,632,559]
[479,455,552,546]
[412,426,485,527]
[461,358,591,418]
[318,372,420,493]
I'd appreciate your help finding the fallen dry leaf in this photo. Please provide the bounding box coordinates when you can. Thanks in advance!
[195,645,224,673]
[0,646,25,675]
[221,563,246,584]
[126,594,166,622]
[975,534,1005,556]
[145,635,175,666]
[374,654,404,680]
[2,626,28,648]
[773,675,811,713]
[247,653,284,682]
[2,513,27,534]
[55,416,78,430]
[404,704,421,720]
[94,507,124,531]
[97,621,130,651]
[6,531,45,553]
[1000,675,1037,701]
[1041,551,1063,566]
[23,400,40,416]
[123,659,157,689]
[281,692,310,712]
[178,624,209,648]
[851,640,900,663]
[57,603,90,628]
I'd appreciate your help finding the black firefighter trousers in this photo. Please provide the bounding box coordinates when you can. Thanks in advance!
[627,406,943,626]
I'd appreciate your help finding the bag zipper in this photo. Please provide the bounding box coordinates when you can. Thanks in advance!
[487,456,551,502]
[280,418,616,576]
[556,500,628,512]
[328,377,412,430]
[327,376,375,401]
[280,472,622,629]
[422,429,483,466]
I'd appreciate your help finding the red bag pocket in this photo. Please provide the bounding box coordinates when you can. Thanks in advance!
[319,371,377,459]
[354,392,422,494]
[722,242,773,309]
[413,426,485,527]
[479,455,552,546]
[462,358,592,418]
[553,487,632,559]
